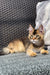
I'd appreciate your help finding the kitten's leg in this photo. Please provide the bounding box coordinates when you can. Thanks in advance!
[9,49,15,53]
[26,44,37,56]
[40,49,49,54]
[26,49,37,56]
[8,42,15,53]
[3,47,15,54]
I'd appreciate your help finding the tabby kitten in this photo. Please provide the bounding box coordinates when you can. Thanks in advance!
[0,25,48,56]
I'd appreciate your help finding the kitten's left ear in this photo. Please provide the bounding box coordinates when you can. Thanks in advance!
[28,24,34,34]
[39,25,44,34]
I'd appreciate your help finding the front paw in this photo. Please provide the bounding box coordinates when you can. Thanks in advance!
[40,49,49,54]
[26,50,37,57]
[9,50,15,53]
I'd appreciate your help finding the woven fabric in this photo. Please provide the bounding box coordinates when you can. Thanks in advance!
[0,0,45,49]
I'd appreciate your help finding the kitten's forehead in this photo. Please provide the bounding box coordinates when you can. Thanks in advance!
[33,29,38,35]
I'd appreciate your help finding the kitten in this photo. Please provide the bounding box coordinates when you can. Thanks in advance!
[0,25,48,56]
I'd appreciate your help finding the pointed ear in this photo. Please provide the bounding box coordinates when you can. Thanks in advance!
[28,24,34,34]
[39,25,44,34]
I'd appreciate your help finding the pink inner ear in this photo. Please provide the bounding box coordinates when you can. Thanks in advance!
[39,25,43,32]
[40,25,43,29]
[27,25,33,32]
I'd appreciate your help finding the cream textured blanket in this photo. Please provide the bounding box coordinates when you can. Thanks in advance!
[35,1,50,45]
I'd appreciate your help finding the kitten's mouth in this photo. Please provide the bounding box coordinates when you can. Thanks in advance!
[33,40,38,43]
[30,40,38,43]
[30,39,44,47]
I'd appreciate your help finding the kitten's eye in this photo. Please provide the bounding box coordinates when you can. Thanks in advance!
[36,35,41,39]
[36,35,39,37]
[37,37,41,39]
[30,35,33,39]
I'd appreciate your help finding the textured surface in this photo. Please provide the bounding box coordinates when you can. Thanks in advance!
[0,50,50,75]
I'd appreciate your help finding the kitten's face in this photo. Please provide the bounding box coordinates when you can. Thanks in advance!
[28,25,44,46]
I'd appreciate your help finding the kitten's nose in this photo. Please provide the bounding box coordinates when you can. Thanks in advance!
[33,37,36,40]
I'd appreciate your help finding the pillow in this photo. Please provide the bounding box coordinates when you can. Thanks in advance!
[35,1,50,45]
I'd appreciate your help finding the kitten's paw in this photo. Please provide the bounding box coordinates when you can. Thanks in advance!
[9,50,15,53]
[27,50,37,57]
[40,49,49,54]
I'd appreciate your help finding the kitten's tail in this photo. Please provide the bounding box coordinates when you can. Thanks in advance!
[0,47,10,55]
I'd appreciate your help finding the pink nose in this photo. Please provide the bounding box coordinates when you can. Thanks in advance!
[33,37,36,40]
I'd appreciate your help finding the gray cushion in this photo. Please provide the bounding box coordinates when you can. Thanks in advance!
[0,51,50,75]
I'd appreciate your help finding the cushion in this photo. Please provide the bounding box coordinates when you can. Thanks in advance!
[0,52,50,75]
[35,1,50,45]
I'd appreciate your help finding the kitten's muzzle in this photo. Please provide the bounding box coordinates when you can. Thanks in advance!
[33,37,36,40]
[31,39,44,47]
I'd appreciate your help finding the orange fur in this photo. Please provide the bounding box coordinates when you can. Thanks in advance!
[26,50,37,56]
[40,49,48,54]
[26,44,37,56]
[8,40,25,53]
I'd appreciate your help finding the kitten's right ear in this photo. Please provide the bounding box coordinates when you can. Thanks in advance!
[39,25,44,34]
[28,24,34,34]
